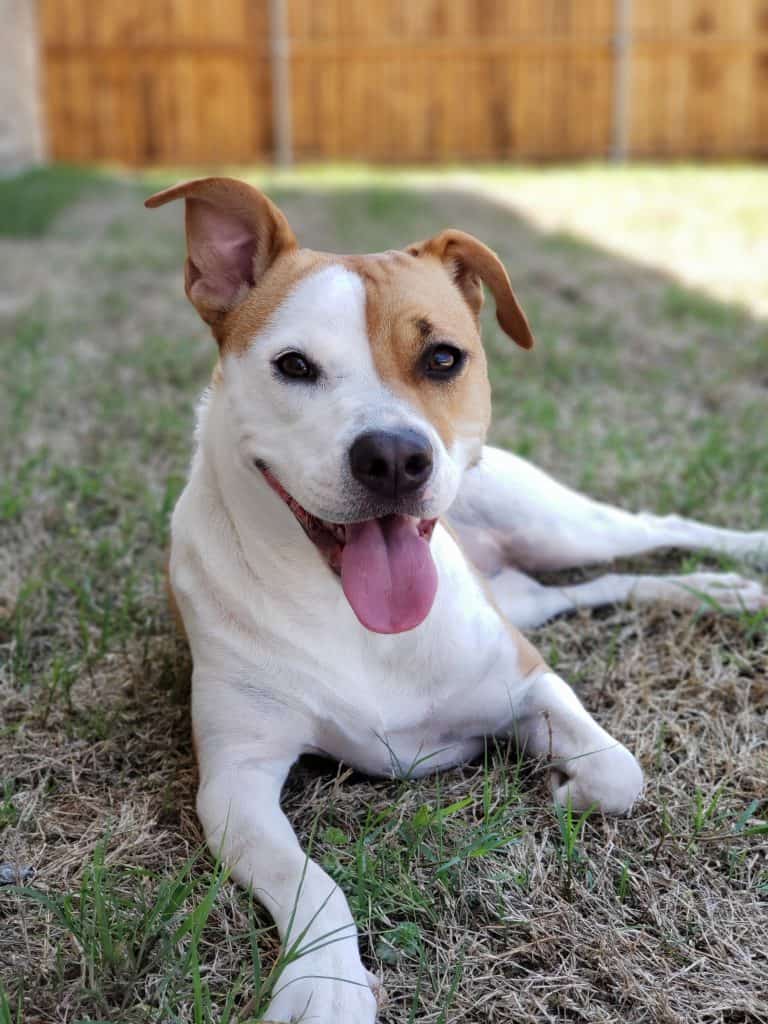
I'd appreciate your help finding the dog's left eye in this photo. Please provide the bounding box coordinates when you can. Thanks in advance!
[422,344,465,379]
[274,351,318,382]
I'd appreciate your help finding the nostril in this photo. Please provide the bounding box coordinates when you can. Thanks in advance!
[404,453,430,477]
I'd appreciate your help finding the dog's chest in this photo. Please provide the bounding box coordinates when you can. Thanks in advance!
[307,659,499,779]
[317,699,486,778]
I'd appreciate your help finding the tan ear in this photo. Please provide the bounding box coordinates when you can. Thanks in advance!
[407,229,534,350]
[145,177,297,334]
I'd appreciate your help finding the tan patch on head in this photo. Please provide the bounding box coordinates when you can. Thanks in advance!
[217,249,332,355]
[407,230,534,352]
[349,251,492,457]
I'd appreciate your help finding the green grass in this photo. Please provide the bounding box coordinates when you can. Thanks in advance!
[0,164,113,237]
[8,839,375,1024]
[1,163,767,1023]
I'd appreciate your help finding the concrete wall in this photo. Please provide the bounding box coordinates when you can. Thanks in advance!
[0,0,45,173]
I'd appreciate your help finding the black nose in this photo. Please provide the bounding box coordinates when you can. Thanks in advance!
[349,429,434,500]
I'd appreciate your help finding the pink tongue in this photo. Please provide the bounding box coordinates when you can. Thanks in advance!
[341,515,438,634]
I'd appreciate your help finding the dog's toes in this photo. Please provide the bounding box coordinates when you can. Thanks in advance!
[690,573,768,613]
[717,574,767,611]
[550,744,644,817]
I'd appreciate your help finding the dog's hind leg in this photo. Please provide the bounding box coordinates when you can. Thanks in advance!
[449,445,768,573]
[486,566,767,629]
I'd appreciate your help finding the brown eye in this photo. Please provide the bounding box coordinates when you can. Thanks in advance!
[274,351,318,382]
[423,344,465,380]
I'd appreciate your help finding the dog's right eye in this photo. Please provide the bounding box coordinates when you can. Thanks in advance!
[274,351,319,382]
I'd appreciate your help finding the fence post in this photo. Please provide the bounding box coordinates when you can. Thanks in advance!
[0,0,46,172]
[612,0,633,161]
[268,0,293,167]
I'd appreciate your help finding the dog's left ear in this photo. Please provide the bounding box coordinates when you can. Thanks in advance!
[145,177,297,334]
[407,229,534,350]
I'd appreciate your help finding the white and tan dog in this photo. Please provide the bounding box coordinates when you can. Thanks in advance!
[146,178,767,1023]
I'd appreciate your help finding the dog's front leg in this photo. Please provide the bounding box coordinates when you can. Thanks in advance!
[196,739,378,1023]
[511,671,644,814]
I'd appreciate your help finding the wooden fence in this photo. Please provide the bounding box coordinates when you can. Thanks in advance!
[40,0,768,165]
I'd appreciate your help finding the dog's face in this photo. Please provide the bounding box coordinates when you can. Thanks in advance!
[223,251,494,522]
[147,178,533,634]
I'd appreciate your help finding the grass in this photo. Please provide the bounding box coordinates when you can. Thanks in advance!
[0,165,114,237]
[1,163,767,1023]
[7,839,374,1023]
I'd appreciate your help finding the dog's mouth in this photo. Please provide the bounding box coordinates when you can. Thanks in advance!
[259,466,438,635]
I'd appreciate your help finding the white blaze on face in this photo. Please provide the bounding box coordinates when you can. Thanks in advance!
[222,264,374,513]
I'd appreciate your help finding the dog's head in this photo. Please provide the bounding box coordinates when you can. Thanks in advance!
[147,177,533,635]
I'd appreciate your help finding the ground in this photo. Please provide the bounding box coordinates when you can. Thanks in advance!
[0,164,767,1024]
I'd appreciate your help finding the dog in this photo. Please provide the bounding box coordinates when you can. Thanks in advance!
[145,177,767,1023]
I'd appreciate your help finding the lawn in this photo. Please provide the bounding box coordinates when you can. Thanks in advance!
[1,163,767,1024]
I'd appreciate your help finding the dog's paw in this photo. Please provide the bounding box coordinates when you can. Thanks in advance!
[676,572,768,613]
[266,953,379,1023]
[550,741,643,816]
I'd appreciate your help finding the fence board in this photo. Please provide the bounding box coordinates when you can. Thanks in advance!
[41,0,768,165]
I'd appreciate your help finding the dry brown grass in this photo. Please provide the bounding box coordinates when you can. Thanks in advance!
[1,167,766,1024]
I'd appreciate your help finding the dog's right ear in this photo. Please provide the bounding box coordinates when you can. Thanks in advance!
[407,229,534,350]
[145,177,297,334]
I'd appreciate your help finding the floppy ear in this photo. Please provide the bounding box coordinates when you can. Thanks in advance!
[144,177,297,333]
[407,229,534,350]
